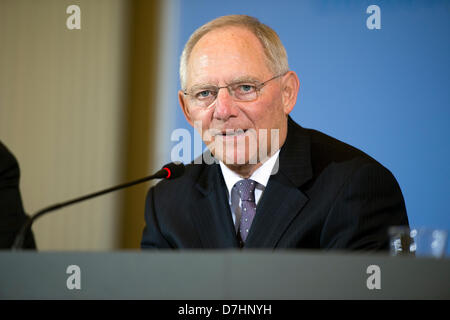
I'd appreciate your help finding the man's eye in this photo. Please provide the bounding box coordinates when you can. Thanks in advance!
[195,90,214,99]
[238,84,256,93]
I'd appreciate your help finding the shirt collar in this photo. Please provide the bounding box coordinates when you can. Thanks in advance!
[219,150,280,198]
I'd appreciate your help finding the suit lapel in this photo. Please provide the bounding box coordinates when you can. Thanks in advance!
[245,117,313,248]
[189,163,239,248]
[245,173,308,248]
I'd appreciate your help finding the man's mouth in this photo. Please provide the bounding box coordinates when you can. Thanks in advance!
[218,129,248,136]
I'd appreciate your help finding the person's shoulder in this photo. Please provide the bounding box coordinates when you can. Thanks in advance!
[306,127,376,163]
[289,124,401,196]
[0,141,20,180]
[151,159,213,194]
[291,121,390,179]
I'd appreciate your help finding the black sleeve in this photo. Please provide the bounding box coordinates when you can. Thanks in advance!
[0,141,36,249]
[320,161,409,251]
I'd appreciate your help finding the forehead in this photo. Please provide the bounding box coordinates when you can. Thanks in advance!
[186,26,272,86]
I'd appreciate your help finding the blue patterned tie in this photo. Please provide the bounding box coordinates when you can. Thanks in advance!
[234,179,257,243]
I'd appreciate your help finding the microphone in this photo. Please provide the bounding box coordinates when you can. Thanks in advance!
[11,162,185,250]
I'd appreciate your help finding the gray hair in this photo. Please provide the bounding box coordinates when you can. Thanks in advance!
[179,15,289,90]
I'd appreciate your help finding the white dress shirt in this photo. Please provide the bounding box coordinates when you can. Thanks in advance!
[219,150,280,232]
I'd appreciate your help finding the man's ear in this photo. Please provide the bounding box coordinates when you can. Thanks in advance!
[178,90,194,127]
[281,71,300,115]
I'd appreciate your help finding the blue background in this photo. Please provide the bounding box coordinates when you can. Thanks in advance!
[168,0,450,254]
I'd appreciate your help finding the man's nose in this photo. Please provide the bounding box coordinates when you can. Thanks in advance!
[213,87,238,120]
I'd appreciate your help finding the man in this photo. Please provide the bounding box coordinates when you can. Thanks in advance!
[141,15,408,249]
[0,141,36,249]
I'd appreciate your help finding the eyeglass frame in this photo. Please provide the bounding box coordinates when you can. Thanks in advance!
[182,72,287,108]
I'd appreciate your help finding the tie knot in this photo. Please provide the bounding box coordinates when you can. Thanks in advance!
[234,179,256,202]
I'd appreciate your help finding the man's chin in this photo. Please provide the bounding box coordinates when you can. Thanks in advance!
[214,149,258,166]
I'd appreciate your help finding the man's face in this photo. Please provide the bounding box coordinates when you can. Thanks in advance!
[179,26,297,169]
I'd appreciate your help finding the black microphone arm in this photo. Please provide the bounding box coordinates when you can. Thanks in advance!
[11,162,185,250]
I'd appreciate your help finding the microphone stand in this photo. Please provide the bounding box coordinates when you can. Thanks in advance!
[11,171,167,250]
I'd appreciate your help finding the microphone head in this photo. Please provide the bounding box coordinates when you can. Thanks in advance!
[162,162,185,179]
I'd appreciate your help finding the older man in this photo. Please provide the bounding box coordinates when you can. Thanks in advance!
[141,15,408,249]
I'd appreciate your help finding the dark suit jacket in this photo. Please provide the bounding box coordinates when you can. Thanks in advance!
[0,141,36,249]
[141,117,408,250]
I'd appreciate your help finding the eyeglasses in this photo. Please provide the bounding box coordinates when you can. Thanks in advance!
[183,73,286,109]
